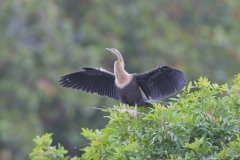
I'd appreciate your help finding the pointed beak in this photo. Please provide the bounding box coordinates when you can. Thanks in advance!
[105,48,112,54]
[105,48,111,51]
[106,47,121,54]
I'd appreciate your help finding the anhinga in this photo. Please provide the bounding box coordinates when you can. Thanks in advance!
[59,48,186,108]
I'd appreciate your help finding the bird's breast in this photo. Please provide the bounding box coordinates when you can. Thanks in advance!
[115,74,133,89]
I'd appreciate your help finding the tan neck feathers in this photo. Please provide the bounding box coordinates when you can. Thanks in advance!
[114,61,132,88]
[115,51,124,61]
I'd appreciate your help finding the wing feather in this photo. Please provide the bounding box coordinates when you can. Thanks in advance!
[136,66,186,100]
[59,67,119,100]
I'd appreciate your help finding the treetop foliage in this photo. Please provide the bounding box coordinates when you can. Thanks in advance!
[30,74,240,159]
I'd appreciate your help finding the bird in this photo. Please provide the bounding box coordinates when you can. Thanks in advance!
[59,48,186,108]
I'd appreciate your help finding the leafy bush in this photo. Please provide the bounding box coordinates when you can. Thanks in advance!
[30,134,79,160]
[30,74,240,159]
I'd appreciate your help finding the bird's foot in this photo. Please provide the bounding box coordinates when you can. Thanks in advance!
[92,105,139,119]
[115,104,138,119]
[126,105,138,119]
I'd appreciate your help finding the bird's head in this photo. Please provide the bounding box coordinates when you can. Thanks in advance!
[106,48,123,61]
[106,48,125,67]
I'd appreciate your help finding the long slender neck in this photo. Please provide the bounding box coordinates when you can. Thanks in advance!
[114,60,129,84]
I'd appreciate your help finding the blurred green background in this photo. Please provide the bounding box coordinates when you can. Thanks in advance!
[0,0,240,159]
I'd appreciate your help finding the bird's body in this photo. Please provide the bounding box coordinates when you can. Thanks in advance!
[59,48,186,106]
[116,76,146,106]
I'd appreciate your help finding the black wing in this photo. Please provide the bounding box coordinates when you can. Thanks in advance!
[135,66,186,100]
[59,67,119,100]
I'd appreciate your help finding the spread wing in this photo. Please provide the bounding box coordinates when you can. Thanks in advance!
[136,66,186,100]
[59,67,119,100]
